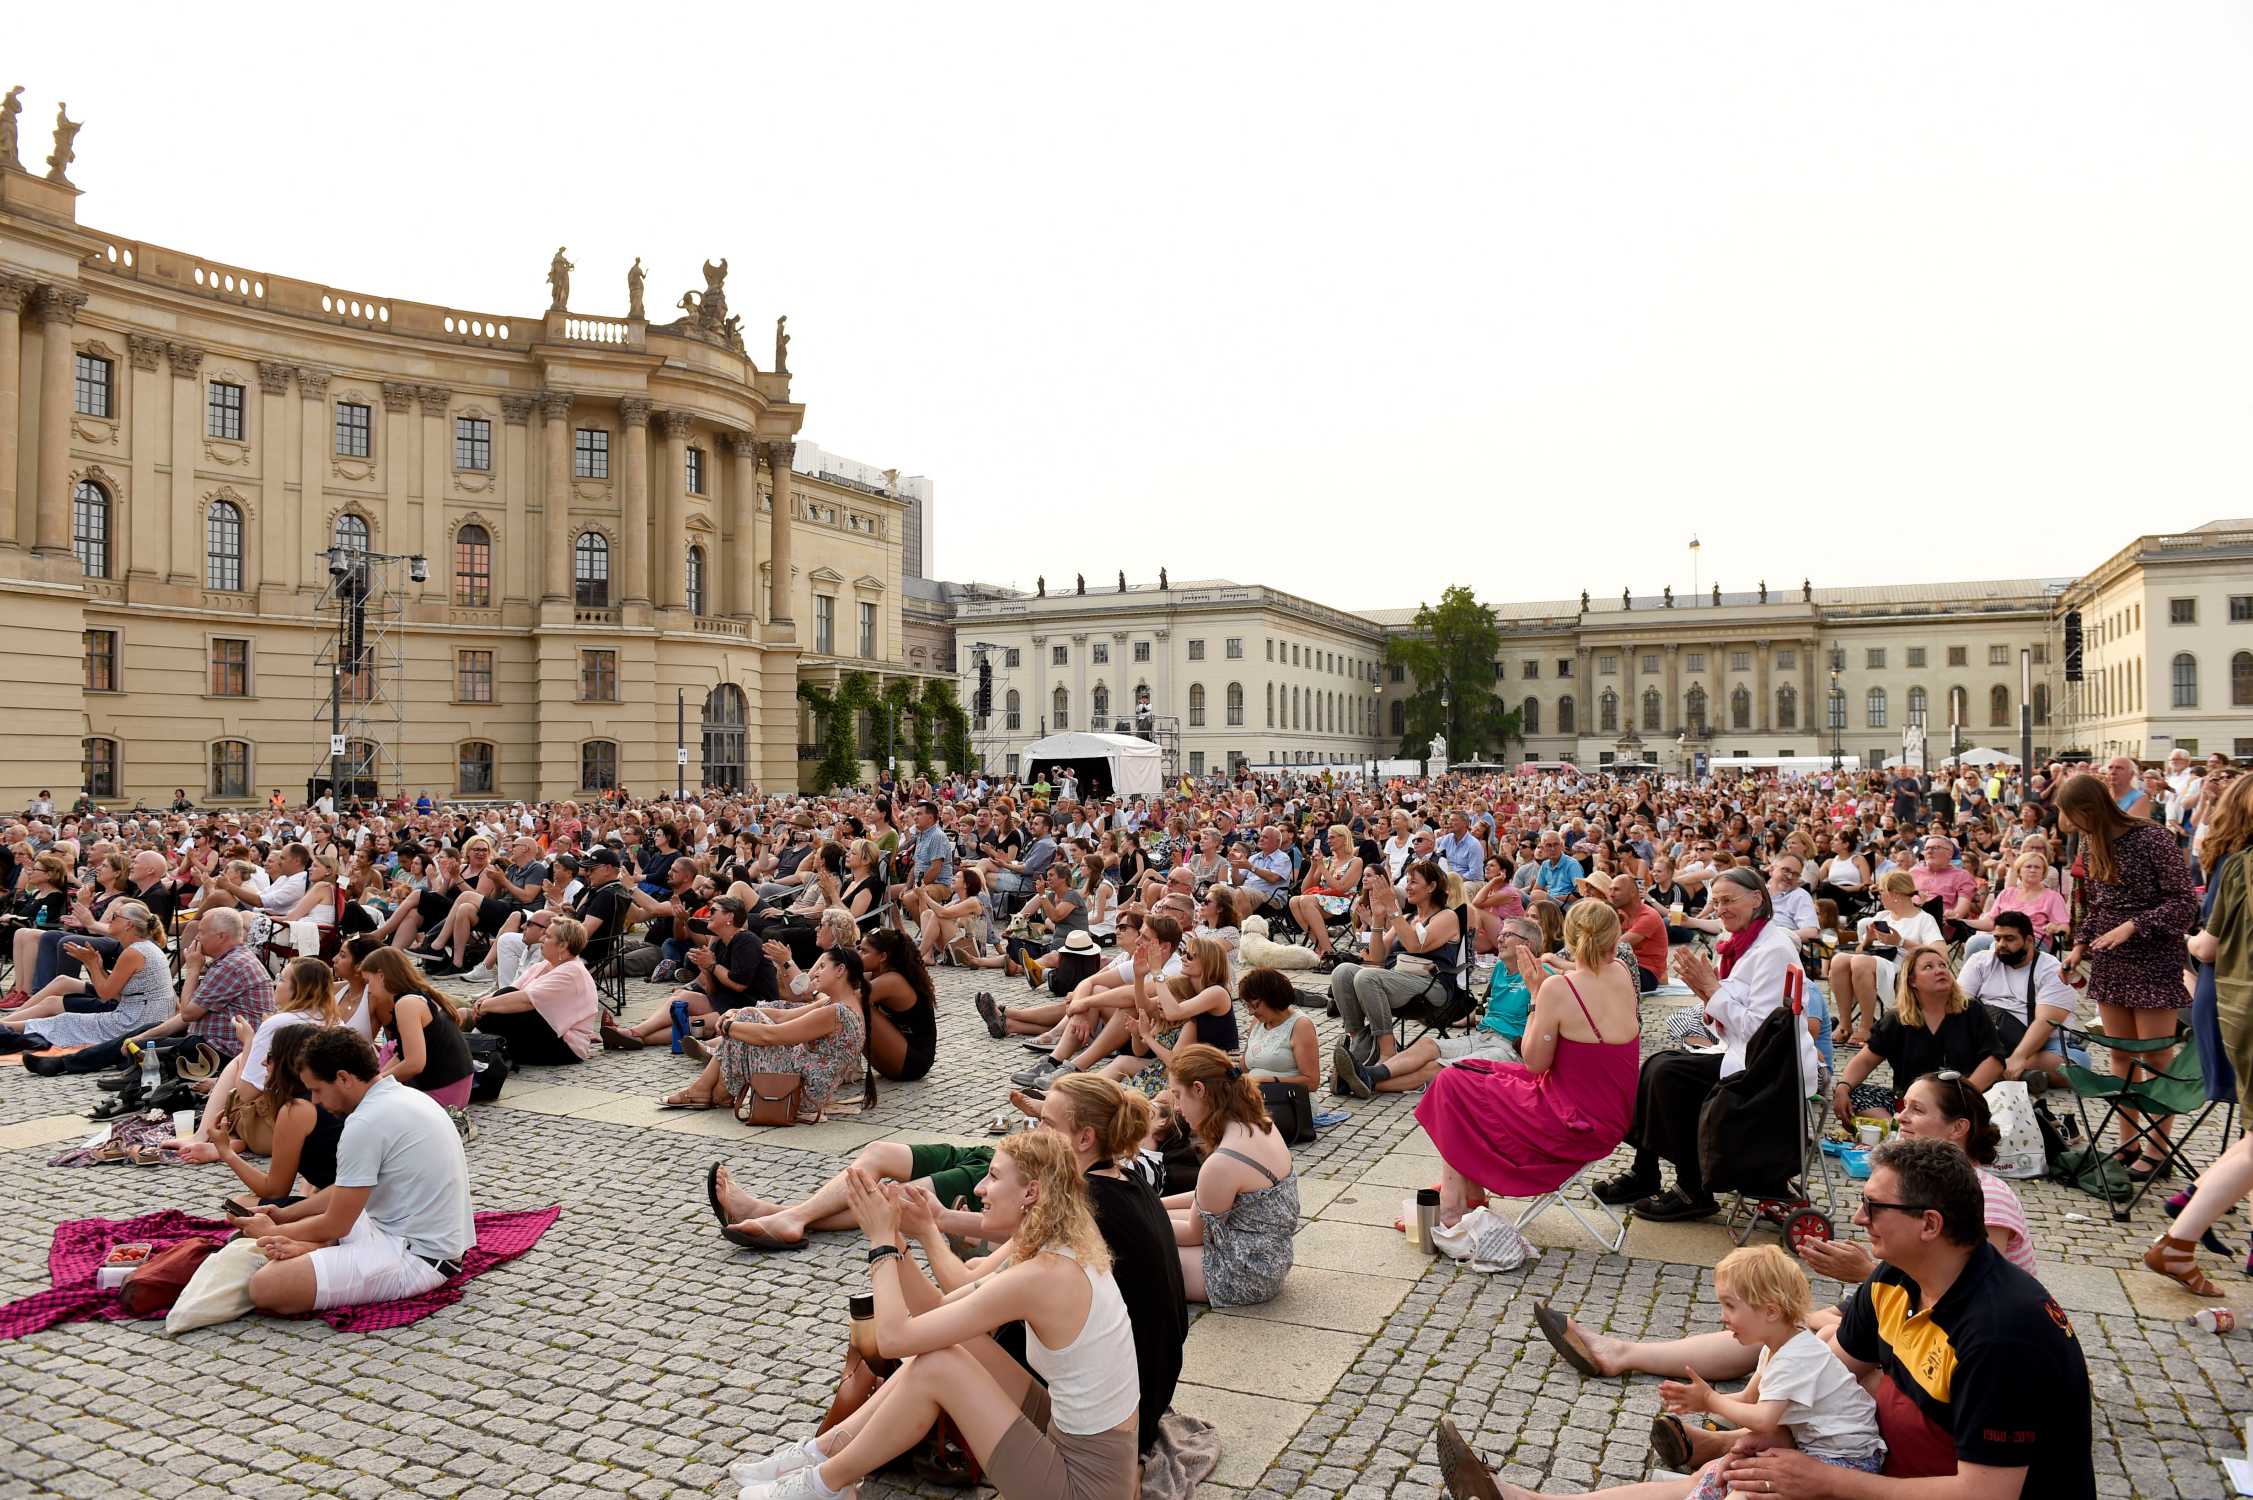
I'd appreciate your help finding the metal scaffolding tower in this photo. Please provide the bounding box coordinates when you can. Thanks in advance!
[310,546,422,802]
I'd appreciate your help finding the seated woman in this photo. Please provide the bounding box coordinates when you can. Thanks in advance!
[1193,884,1241,961]
[776,840,884,969]
[922,867,1002,969]
[177,1024,345,1213]
[1825,870,1943,1045]
[1,853,77,1007]
[1468,853,1526,955]
[1812,828,1872,918]
[1532,1071,2033,1474]
[1832,944,2005,1125]
[357,946,476,1115]
[1102,936,1237,1098]
[1161,1042,1299,1307]
[859,928,937,1083]
[0,900,173,1061]
[764,908,862,1000]
[195,955,338,1146]
[730,1131,1141,1500]
[1082,856,1119,943]
[1341,915,1546,1096]
[1289,825,1364,963]
[466,914,598,1066]
[1238,966,1320,1092]
[1325,858,1463,1072]
[1413,899,1642,1225]
[1961,849,2069,956]
[659,945,870,1114]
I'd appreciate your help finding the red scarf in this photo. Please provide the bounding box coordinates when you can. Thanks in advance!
[1716,915,1769,979]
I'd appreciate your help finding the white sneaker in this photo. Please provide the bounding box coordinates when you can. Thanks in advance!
[461,962,496,985]
[729,1438,820,1488]
[738,1465,855,1500]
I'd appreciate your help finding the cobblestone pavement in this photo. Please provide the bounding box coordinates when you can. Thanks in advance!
[1,959,2248,1499]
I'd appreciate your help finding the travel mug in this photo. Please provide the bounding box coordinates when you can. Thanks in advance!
[1413,1188,1441,1252]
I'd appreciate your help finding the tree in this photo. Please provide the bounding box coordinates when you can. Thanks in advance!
[1384,585,1521,760]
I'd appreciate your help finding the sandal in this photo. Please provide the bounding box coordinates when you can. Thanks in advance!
[705,1163,730,1228]
[723,1223,808,1252]
[1649,1413,1695,1472]
[1436,1416,1503,1500]
[2126,1154,2174,1183]
[1531,1303,1601,1377]
[2143,1233,2223,1298]
[658,1090,717,1110]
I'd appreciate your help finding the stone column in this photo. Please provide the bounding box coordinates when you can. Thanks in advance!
[31,286,88,557]
[257,362,294,597]
[1756,638,1772,734]
[499,394,534,606]
[538,391,573,602]
[764,441,797,631]
[416,386,451,600]
[294,367,330,596]
[657,410,692,610]
[1803,639,1818,735]
[1664,643,1680,735]
[379,381,414,579]
[726,431,758,620]
[125,335,165,579]
[0,276,31,548]
[1574,647,1591,738]
[168,344,208,584]
[619,399,651,608]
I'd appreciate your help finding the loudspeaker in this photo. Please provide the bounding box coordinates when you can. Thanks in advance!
[2062,610,2083,683]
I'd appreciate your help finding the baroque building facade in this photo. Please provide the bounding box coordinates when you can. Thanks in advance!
[0,109,937,805]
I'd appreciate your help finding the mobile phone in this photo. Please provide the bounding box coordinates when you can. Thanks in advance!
[221,1199,251,1217]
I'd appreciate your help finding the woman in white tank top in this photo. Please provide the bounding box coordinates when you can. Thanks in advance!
[733,1130,1141,1500]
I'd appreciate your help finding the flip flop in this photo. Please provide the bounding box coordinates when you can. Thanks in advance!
[657,1094,716,1110]
[1436,1416,1502,1500]
[1649,1413,1694,1472]
[1531,1303,1601,1378]
[723,1224,808,1252]
[706,1162,729,1228]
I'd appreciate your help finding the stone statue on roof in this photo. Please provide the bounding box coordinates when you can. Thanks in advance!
[46,100,80,186]
[1076,573,1085,596]
[626,258,645,320]
[547,246,572,312]
[1803,578,1812,602]
[1713,583,1721,606]
[0,87,23,171]
[1118,570,1127,593]
[774,315,790,374]
[1580,590,1590,613]
[1159,567,1168,590]
[1037,575,1045,597]
[1663,586,1673,608]
[1622,588,1631,610]
[1759,579,1768,604]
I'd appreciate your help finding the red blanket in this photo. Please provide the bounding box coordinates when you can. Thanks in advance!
[0,1205,561,1339]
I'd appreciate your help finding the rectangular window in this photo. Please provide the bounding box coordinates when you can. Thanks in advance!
[1948,646,1968,667]
[1599,653,1619,675]
[814,596,836,655]
[580,740,618,791]
[1391,664,1406,684]
[1988,644,2009,666]
[1521,660,1538,679]
[1188,639,1205,660]
[2170,597,2197,625]
[2031,644,2047,664]
[578,649,618,702]
[1641,653,1660,674]
[1133,641,1150,663]
[2177,738,2199,756]
[1092,642,1109,664]
[209,638,249,697]
[858,601,877,660]
[458,742,495,795]
[1723,650,1747,672]
[1265,639,1274,660]
[1686,652,1707,672]
[334,401,371,458]
[1906,647,1927,669]
[575,427,609,479]
[83,629,117,692]
[1557,658,1573,678]
[1226,637,1243,659]
[1776,650,1796,670]
[457,649,494,703]
[1864,648,1885,670]
[686,446,705,494]
[74,354,114,418]
[206,381,244,441]
[454,416,492,471]
[2231,595,2253,623]
[1004,648,1021,668]
[1189,751,1206,775]
[1292,645,1301,665]
[84,737,118,799]
[210,741,249,800]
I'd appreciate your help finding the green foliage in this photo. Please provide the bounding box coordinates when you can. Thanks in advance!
[881,678,922,778]
[920,679,970,771]
[797,674,874,792]
[1382,584,1522,761]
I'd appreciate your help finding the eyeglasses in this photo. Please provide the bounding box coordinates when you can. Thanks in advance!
[1857,1195,1934,1219]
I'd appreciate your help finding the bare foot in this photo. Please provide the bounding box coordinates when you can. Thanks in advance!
[712,1166,772,1223]
[1569,1317,1627,1377]
[729,1211,805,1245]
[1007,1089,1043,1117]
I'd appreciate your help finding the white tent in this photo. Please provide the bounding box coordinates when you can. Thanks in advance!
[1020,731,1164,799]
[1948,747,2021,767]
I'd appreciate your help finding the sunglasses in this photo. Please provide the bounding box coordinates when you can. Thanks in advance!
[1857,1195,1934,1220]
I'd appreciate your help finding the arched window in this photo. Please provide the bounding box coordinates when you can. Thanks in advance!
[1266,683,1275,728]
[1227,682,1245,726]
[2233,651,2253,707]
[1989,684,2010,726]
[1865,687,1888,728]
[1599,689,1618,734]
[333,511,370,557]
[1522,697,1540,736]
[1292,686,1301,729]
[457,740,496,796]
[209,739,250,799]
[1189,683,1206,727]
[82,736,118,800]
[580,739,618,791]
[72,480,109,579]
[1685,685,1707,733]
[1730,686,1752,730]
[1052,685,1069,731]
[453,523,491,607]
[1558,694,1576,735]
[1091,684,1110,724]
[1004,688,1021,731]
[1947,685,1968,726]
[2033,682,2051,724]
[1775,685,1797,731]
[204,499,244,591]
[685,544,706,616]
[1907,685,1928,720]
[573,532,609,608]
[1642,688,1662,732]
[2172,652,2198,709]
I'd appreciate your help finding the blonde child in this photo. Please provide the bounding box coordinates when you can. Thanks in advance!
[1661,1245,1883,1497]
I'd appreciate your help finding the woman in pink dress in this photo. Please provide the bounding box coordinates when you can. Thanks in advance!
[1415,898,1644,1225]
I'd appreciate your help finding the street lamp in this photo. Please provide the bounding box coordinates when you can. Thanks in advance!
[1827,667,1844,772]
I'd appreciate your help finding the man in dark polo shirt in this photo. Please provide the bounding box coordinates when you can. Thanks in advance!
[1720,1135,2094,1500]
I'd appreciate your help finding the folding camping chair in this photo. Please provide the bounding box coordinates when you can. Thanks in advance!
[1392,904,1481,1049]
[1513,1161,1631,1255]
[2059,1021,2232,1221]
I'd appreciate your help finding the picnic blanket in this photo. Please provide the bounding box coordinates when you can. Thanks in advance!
[0,1205,561,1339]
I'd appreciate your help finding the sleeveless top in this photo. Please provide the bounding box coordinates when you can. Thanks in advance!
[1187,993,1238,1055]
[1389,904,1466,996]
[393,995,473,1095]
[1024,1252,1139,1435]
[296,1104,346,1190]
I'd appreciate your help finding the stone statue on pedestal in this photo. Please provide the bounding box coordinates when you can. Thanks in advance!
[1803,578,1812,602]
[626,258,645,320]
[547,247,572,311]
[1036,575,1046,597]
[1075,573,1085,596]
[45,101,79,186]
[0,87,23,170]
[1580,590,1590,612]
[1712,583,1721,606]
[1664,586,1674,608]
[774,315,791,374]
[1159,567,1168,590]
[1622,588,1632,610]
[1759,579,1769,604]
[1118,570,1127,593]
[698,259,729,333]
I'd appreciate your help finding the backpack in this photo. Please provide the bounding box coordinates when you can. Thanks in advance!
[467,1031,511,1104]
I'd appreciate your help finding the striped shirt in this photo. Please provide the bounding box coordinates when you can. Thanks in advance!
[1978,1167,2036,1275]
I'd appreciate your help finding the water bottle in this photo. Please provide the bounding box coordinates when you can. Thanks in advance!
[2186,1308,2237,1334]
[668,998,694,1055]
[137,1040,160,1094]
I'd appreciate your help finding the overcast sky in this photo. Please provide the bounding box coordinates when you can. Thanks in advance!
[21,5,2253,610]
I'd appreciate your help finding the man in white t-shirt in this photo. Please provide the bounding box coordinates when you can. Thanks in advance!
[1962,912,2087,1084]
[243,1027,474,1314]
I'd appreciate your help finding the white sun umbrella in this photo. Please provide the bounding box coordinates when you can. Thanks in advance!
[1952,747,2020,767]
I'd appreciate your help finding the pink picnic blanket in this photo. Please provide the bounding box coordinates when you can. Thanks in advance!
[0,1205,561,1339]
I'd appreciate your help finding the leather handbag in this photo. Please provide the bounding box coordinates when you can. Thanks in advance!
[735,1070,805,1127]
[225,1093,278,1157]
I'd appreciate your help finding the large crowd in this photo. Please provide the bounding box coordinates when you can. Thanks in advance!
[4,741,2248,1500]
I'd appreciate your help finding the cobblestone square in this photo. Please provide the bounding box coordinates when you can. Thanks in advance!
[3,965,2248,1500]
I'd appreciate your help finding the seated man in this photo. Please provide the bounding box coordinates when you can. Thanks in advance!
[1011,914,1184,1089]
[1960,911,2087,1085]
[1002,860,1088,990]
[605,896,777,1049]
[976,909,1148,1040]
[483,854,582,992]
[1226,825,1293,923]
[242,1026,475,1314]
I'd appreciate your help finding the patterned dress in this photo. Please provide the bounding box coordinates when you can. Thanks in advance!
[1197,1141,1299,1308]
[2080,820,2199,1011]
[718,998,867,1116]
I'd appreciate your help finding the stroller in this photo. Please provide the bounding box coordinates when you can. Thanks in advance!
[1696,968,1838,1257]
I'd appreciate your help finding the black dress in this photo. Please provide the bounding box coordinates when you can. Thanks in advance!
[1864,1005,2006,1101]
